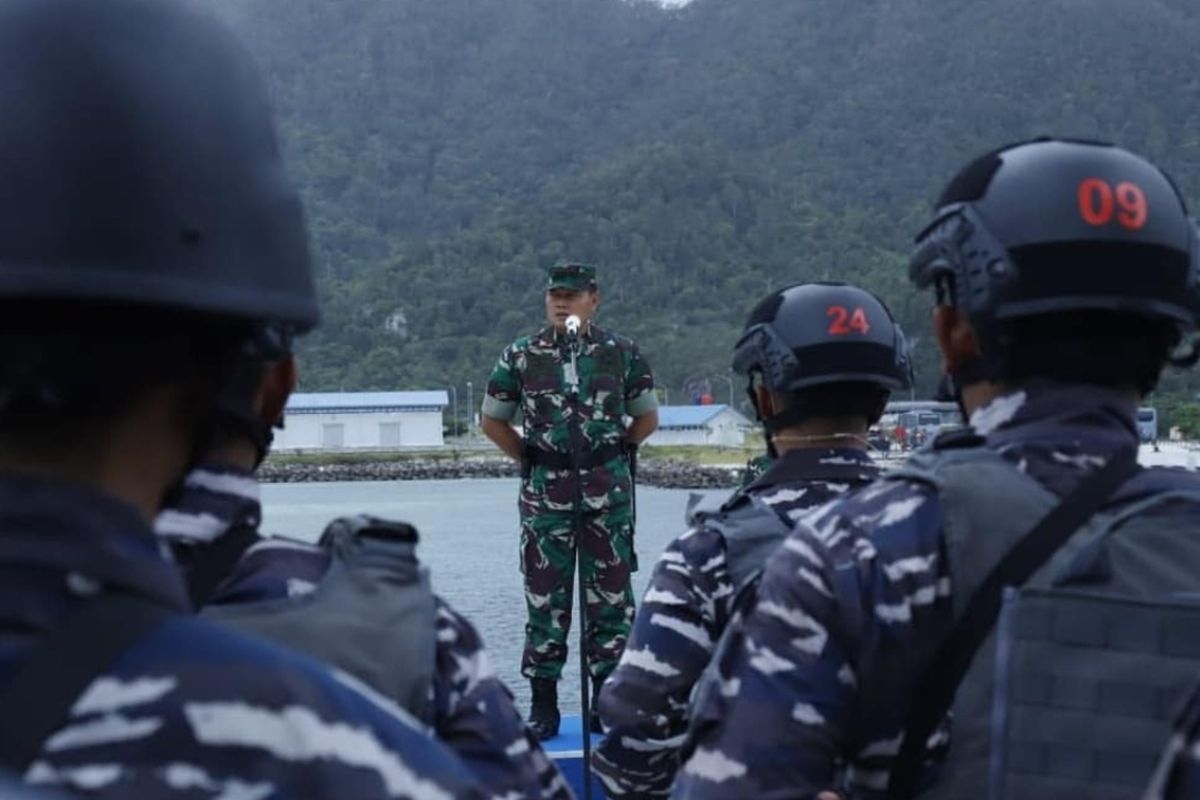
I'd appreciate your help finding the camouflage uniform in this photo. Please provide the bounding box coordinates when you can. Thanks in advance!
[2,473,485,799]
[594,447,880,798]
[483,323,656,681]
[157,465,573,800]
[673,384,1200,799]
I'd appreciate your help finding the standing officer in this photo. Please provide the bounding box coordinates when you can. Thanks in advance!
[673,139,1200,799]
[0,0,483,796]
[594,282,912,798]
[482,263,659,739]
[156,346,573,800]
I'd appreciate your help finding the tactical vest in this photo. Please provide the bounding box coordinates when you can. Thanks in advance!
[202,524,438,722]
[888,441,1200,800]
[692,496,795,593]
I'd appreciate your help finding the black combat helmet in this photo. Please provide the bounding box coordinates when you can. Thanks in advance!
[732,282,912,435]
[733,281,913,393]
[0,0,317,329]
[910,138,1200,346]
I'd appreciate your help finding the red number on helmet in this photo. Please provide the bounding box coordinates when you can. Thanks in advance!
[828,306,871,336]
[1115,181,1148,230]
[1078,178,1114,226]
[827,305,850,335]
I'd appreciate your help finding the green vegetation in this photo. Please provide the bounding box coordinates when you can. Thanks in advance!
[639,444,762,465]
[214,0,1200,418]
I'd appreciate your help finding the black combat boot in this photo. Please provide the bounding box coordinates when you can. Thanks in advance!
[528,678,560,741]
[589,678,605,734]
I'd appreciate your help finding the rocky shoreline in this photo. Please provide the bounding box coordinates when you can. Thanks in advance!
[258,457,745,490]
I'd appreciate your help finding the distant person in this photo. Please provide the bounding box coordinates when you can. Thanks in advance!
[155,334,572,799]
[593,282,911,798]
[911,425,928,449]
[673,139,1200,799]
[481,262,659,739]
[0,0,485,796]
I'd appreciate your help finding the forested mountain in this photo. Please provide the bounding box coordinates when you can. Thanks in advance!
[214,0,1200,419]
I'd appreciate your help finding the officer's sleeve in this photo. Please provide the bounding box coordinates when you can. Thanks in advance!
[623,342,657,418]
[482,344,520,422]
[429,599,573,800]
[594,527,733,798]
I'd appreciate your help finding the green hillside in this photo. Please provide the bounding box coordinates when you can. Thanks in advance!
[214,0,1200,419]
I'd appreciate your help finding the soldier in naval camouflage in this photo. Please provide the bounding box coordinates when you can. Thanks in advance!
[0,0,486,796]
[674,141,1200,800]
[482,262,658,739]
[156,350,572,800]
[594,283,912,798]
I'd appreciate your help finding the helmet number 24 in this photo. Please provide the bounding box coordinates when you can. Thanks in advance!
[1077,178,1148,230]
[827,305,872,336]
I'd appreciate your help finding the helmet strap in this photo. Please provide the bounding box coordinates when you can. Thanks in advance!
[744,378,779,460]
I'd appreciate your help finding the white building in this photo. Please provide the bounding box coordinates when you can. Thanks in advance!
[274,391,449,451]
[647,404,753,447]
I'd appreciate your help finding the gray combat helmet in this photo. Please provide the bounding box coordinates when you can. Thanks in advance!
[0,0,318,329]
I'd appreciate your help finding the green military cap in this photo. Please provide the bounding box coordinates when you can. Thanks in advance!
[546,262,598,291]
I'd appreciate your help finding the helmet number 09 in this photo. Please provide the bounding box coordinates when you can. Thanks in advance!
[1077,178,1148,230]
[827,305,872,336]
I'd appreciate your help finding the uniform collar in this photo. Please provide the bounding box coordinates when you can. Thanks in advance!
[746,446,878,494]
[155,464,262,545]
[971,381,1140,449]
[0,472,190,611]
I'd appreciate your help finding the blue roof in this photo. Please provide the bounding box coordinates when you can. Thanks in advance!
[287,391,449,411]
[657,404,731,428]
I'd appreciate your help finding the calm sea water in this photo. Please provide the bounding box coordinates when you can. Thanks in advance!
[260,477,728,714]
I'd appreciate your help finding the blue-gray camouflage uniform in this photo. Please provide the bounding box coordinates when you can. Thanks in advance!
[1,472,485,799]
[673,383,1200,799]
[156,465,573,800]
[594,447,880,797]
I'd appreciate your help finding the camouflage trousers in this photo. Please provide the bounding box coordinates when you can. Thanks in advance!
[519,461,636,681]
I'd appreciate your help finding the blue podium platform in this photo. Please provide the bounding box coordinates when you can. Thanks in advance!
[543,714,608,798]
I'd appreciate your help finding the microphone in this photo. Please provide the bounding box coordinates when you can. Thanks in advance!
[565,314,581,338]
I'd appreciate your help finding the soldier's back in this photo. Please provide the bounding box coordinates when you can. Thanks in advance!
[17,613,484,799]
[0,474,482,799]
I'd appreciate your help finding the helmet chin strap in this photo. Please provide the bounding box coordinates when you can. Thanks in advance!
[745,381,781,460]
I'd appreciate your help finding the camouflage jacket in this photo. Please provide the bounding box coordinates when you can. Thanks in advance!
[673,383,1200,799]
[482,324,657,457]
[0,472,485,799]
[156,466,573,800]
[594,448,880,798]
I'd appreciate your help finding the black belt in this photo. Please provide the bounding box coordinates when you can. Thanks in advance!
[525,443,624,471]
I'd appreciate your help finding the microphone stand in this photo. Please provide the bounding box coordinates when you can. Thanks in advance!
[563,320,593,800]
